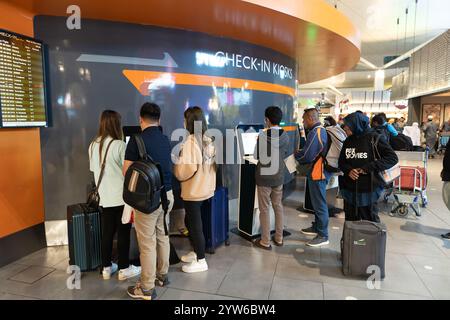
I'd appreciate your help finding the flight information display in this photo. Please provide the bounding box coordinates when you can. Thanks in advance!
[0,30,47,127]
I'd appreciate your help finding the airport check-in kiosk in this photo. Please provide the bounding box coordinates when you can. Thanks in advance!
[123,126,142,144]
[235,124,277,240]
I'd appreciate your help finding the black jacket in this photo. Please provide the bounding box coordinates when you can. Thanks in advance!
[372,125,391,144]
[338,130,398,193]
[442,139,450,182]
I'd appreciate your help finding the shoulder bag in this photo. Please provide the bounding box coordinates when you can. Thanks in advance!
[87,139,114,209]
[371,135,400,184]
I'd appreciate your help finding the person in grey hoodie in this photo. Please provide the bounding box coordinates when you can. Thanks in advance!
[253,106,290,250]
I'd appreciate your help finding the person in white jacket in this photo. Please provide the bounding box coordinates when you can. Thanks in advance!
[403,122,422,147]
[89,110,141,281]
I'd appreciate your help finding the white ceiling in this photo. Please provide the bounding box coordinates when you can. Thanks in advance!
[303,0,450,90]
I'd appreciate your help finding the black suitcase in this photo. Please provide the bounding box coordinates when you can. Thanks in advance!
[67,204,102,272]
[341,179,387,279]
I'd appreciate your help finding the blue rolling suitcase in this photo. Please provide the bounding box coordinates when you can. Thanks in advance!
[67,204,102,272]
[201,187,230,254]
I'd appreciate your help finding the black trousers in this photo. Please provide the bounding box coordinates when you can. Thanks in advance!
[184,200,206,260]
[101,205,131,270]
[344,200,381,223]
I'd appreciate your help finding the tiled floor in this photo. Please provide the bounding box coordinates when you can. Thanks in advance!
[1,158,449,300]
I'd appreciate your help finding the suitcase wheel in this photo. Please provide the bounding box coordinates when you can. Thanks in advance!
[207,248,216,254]
[397,206,409,217]
[225,239,230,246]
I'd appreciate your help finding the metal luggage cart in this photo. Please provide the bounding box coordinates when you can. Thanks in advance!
[438,132,450,155]
[384,150,428,218]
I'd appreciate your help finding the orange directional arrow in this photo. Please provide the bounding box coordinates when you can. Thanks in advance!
[122,70,295,97]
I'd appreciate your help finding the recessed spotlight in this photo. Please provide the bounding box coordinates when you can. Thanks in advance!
[368,75,372,79]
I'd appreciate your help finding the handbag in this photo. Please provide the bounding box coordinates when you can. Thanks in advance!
[122,203,135,224]
[87,139,114,209]
[296,161,314,176]
[371,135,400,184]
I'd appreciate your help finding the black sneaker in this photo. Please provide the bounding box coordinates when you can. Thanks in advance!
[301,226,318,236]
[155,274,170,287]
[441,233,450,240]
[306,236,329,247]
[127,283,157,300]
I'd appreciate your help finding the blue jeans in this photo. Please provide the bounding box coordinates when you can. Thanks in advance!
[307,178,329,239]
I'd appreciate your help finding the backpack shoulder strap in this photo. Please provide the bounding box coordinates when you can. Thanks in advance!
[370,133,381,160]
[134,134,147,160]
[96,139,114,191]
[135,134,156,162]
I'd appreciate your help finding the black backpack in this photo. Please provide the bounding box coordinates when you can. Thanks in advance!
[123,135,170,229]
[390,133,413,151]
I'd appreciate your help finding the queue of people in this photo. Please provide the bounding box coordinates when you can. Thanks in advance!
[89,103,217,300]
[87,102,446,300]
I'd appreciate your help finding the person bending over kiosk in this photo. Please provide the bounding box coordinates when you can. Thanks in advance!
[89,110,141,281]
[295,108,331,247]
[339,112,398,222]
[174,106,216,274]
[123,103,174,300]
[252,106,289,250]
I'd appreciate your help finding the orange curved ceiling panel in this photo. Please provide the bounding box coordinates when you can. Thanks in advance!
[4,0,361,84]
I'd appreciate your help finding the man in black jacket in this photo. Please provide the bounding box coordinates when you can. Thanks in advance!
[339,112,398,222]
[441,139,450,239]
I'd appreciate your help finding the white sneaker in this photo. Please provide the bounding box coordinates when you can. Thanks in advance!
[182,259,208,273]
[102,262,118,280]
[181,251,197,263]
[118,265,141,281]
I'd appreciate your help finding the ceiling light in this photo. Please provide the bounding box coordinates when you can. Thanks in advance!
[368,75,372,79]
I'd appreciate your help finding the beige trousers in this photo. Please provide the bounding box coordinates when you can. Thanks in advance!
[257,185,284,246]
[134,191,174,290]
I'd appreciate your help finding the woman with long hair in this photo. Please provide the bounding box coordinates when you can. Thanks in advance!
[174,106,216,273]
[89,110,140,280]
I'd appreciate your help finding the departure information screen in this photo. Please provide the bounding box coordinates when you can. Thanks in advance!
[0,30,47,127]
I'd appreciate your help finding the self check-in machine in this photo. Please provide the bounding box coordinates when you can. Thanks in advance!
[123,126,142,144]
[235,124,277,240]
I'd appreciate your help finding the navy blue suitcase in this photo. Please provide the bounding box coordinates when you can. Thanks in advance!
[201,187,230,254]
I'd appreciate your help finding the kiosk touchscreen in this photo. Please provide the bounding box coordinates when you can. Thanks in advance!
[235,124,277,240]
[123,126,141,144]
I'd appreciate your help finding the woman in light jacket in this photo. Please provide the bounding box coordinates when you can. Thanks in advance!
[89,110,140,280]
[174,106,216,273]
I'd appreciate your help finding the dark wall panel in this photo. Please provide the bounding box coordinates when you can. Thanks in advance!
[34,16,296,220]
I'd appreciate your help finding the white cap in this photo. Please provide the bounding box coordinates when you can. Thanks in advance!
[428,115,433,120]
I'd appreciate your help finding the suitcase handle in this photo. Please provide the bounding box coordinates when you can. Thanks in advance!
[352,220,386,232]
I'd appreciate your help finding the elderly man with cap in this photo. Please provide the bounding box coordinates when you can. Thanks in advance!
[423,116,439,158]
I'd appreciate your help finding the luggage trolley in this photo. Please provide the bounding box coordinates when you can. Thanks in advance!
[385,150,428,217]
